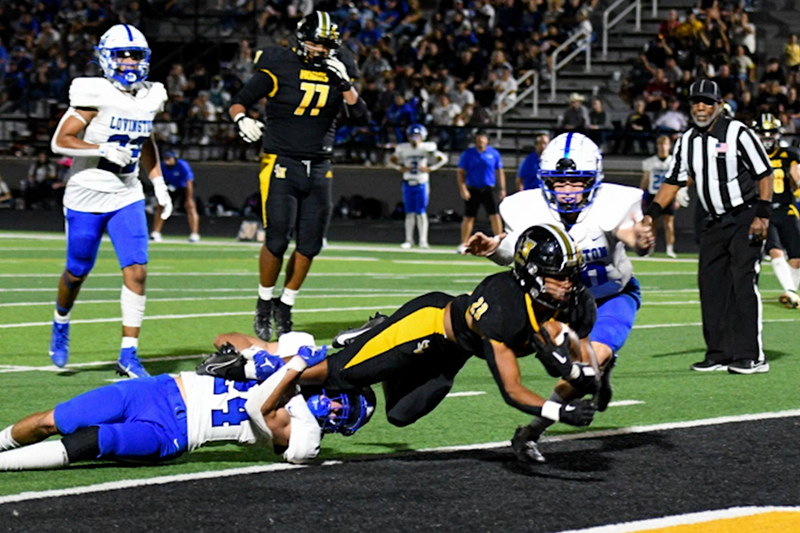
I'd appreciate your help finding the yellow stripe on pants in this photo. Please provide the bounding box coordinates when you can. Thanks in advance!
[259,154,277,228]
[344,307,445,369]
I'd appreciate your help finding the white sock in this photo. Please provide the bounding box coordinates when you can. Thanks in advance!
[416,213,429,246]
[791,265,800,291]
[120,285,146,328]
[0,426,20,452]
[666,244,675,255]
[280,288,298,306]
[404,213,415,244]
[53,309,70,324]
[121,336,138,350]
[258,285,274,301]
[0,440,70,471]
[771,256,795,292]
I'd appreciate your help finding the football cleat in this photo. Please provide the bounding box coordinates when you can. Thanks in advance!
[596,353,617,412]
[511,425,546,464]
[779,291,800,309]
[274,301,293,338]
[332,312,388,348]
[400,242,412,249]
[196,343,246,380]
[150,231,163,242]
[254,298,274,341]
[116,347,150,378]
[49,320,70,368]
[188,233,200,243]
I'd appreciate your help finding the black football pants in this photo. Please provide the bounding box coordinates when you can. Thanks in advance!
[698,204,765,364]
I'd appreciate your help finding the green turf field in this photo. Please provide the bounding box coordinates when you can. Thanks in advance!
[1,232,798,496]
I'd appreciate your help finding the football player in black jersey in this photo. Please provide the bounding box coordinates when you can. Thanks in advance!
[200,224,601,440]
[228,11,370,341]
[754,114,800,308]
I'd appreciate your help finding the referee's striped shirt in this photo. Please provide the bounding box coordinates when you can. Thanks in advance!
[664,117,772,217]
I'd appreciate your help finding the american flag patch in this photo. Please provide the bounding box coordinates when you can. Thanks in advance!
[716,142,728,153]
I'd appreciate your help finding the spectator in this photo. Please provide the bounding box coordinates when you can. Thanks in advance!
[23,151,56,209]
[516,133,549,191]
[615,98,653,155]
[659,9,680,44]
[153,110,180,144]
[731,45,755,93]
[663,56,683,87]
[492,65,517,113]
[756,80,788,116]
[456,130,505,252]
[643,68,673,112]
[735,89,759,125]
[654,98,689,138]
[382,93,417,145]
[730,12,756,56]
[430,93,464,150]
[587,97,611,150]
[785,86,800,131]
[674,10,702,47]
[712,64,738,103]
[645,34,673,70]
[759,58,787,88]
[151,152,200,243]
[786,35,800,88]
[451,50,480,88]
[449,79,476,126]
[557,92,590,134]
[362,48,392,83]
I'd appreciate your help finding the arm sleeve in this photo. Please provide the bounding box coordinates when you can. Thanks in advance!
[481,338,543,416]
[738,127,772,180]
[230,70,277,109]
[663,135,689,186]
[494,148,503,169]
[180,160,194,181]
[345,97,370,124]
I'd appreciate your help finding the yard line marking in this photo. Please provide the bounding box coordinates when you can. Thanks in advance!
[0,354,203,374]
[556,506,800,533]
[0,271,492,279]
[392,260,495,266]
[446,391,486,398]
[1,409,798,505]
[0,305,391,329]
[0,287,433,293]
[0,292,423,308]
[607,400,644,407]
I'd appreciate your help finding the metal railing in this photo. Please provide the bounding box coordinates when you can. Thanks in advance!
[602,0,641,59]
[494,71,539,140]
[550,28,592,102]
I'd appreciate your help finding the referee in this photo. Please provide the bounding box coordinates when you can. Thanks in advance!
[643,80,773,375]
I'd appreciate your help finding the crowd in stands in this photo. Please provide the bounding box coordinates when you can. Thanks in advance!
[0,0,599,161]
[610,1,800,154]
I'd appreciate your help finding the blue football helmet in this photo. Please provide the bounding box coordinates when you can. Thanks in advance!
[406,123,428,142]
[307,387,376,436]
[538,132,603,214]
[96,24,151,87]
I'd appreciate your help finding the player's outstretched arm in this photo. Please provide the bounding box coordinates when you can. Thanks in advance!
[463,231,505,256]
[51,108,133,168]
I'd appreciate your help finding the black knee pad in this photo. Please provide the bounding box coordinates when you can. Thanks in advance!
[62,426,100,462]
[265,233,290,258]
[296,239,323,259]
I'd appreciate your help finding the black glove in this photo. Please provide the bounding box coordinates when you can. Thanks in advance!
[566,287,597,339]
[196,342,247,381]
[558,399,596,427]
[531,326,573,379]
[567,362,600,396]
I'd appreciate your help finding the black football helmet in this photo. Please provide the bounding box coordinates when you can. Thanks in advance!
[296,11,340,67]
[513,224,584,310]
[752,113,781,153]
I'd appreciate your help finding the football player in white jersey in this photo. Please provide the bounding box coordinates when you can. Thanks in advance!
[389,124,448,249]
[48,24,173,378]
[0,334,375,470]
[464,132,654,462]
[641,135,678,258]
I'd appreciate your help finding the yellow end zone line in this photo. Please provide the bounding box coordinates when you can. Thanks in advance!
[556,506,800,533]
[1,411,798,506]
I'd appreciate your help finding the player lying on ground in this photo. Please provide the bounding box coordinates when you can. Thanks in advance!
[464,132,654,462]
[201,224,605,443]
[0,336,374,471]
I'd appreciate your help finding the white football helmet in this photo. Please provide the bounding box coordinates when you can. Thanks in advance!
[96,24,150,88]
[538,132,604,214]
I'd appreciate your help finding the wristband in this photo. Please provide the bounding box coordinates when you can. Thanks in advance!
[233,112,245,123]
[755,199,772,219]
[540,400,561,422]
[285,356,308,373]
[644,201,664,220]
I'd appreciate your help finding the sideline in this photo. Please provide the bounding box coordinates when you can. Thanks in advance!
[1,409,797,505]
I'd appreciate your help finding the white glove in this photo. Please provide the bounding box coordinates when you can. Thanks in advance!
[98,142,133,167]
[151,176,173,220]
[233,113,264,143]
[324,56,352,92]
[676,187,690,208]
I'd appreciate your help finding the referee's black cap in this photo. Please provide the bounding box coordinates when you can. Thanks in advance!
[688,80,722,103]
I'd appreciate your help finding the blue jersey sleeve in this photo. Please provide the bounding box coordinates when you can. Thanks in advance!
[178,159,194,182]
[492,148,503,169]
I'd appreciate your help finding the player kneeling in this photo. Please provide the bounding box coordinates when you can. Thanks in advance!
[0,336,374,470]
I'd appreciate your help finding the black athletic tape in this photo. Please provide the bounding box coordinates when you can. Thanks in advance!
[755,200,772,219]
[62,426,100,462]
[644,201,664,220]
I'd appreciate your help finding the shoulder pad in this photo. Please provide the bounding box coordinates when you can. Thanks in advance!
[283,395,321,464]
[69,77,112,108]
[592,183,643,232]
[422,142,439,152]
[786,147,800,162]
[254,47,292,69]
[498,190,552,233]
